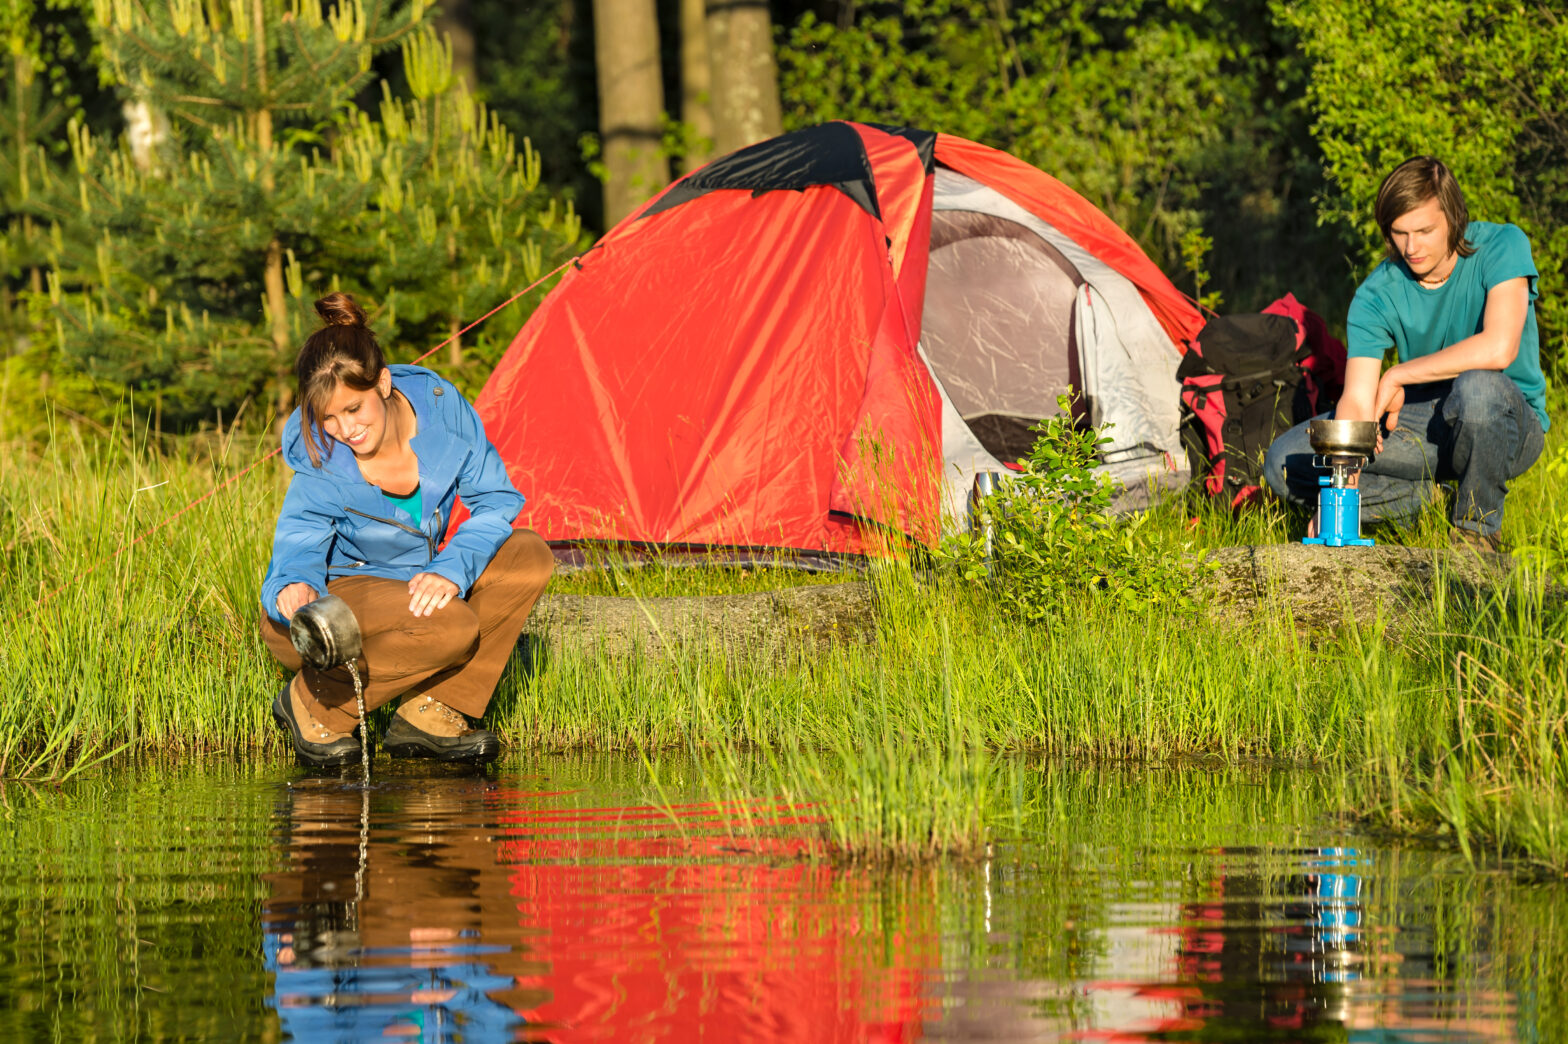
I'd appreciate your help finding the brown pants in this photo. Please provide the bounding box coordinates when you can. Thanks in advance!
[261,529,554,734]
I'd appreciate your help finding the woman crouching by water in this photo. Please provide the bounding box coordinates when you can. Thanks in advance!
[259,293,553,767]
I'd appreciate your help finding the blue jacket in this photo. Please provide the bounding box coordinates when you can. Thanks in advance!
[259,365,525,625]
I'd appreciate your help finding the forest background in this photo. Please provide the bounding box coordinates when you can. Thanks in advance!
[0,0,1564,440]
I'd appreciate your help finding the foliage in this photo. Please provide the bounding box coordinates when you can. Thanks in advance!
[776,0,1349,316]
[935,395,1201,618]
[1277,0,1568,373]
[470,0,602,224]
[1179,225,1222,312]
[17,0,583,430]
[0,0,110,339]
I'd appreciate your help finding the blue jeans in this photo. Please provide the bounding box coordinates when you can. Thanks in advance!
[1263,370,1544,537]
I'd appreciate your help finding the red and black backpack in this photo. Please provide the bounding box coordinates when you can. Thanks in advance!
[1177,293,1346,503]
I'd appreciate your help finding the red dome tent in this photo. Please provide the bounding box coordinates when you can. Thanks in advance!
[475,122,1204,559]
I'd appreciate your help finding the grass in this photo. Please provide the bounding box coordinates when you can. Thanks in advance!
[4,406,1568,868]
[0,417,279,777]
[549,544,852,597]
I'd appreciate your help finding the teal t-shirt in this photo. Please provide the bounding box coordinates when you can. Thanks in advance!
[1346,221,1548,431]
[382,484,422,523]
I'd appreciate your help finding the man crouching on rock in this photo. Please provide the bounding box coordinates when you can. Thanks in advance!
[1264,156,1548,551]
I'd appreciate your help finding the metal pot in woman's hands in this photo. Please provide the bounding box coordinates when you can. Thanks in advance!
[288,594,363,671]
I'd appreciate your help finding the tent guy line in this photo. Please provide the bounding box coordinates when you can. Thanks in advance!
[32,254,584,614]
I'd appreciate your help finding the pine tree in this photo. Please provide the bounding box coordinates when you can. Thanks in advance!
[29,0,581,430]
[350,27,581,386]
[0,0,104,342]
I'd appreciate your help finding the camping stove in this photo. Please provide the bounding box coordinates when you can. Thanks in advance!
[1301,419,1377,548]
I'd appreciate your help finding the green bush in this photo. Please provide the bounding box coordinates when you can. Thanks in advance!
[1278,0,1568,375]
[936,395,1201,618]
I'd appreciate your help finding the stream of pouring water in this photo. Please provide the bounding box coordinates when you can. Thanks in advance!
[347,660,369,782]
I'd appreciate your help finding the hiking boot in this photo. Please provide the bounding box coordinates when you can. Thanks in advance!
[272,678,361,769]
[1450,525,1504,555]
[382,694,501,763]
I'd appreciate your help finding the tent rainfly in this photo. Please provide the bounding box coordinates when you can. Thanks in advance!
[475,121,1205,560]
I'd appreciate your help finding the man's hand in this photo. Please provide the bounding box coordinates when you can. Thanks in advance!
[1374,367,1407,434]
[1338,356,1386,457]
[408,572,460,617]
[276,583,319,620]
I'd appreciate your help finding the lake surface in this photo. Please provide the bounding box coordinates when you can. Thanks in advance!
[1,756,1563,1042]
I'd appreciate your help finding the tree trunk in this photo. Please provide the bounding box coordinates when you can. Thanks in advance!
[257,110,291,424]
[434,0,479,92]
[264,236,293,422]
[679,0,714,172]
[705,0,782,156]
[592,0,670,226]
[253,0,294,426]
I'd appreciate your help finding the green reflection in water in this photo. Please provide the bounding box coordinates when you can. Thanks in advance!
[0,757,1562,1042]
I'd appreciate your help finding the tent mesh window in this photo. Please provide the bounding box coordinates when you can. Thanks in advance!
[922,209,1085,463]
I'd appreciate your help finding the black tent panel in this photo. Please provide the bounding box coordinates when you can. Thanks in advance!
[864,123,938,174]
[640,122,881,221]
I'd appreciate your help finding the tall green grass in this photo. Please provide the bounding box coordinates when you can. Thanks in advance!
[4,411,1568,868]
[549,543,850,597]
[0,417,282,776]
[504,552,1567,864]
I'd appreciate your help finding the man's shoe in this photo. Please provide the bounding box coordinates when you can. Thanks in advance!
[382,694,501,763]
[272,680,362,768]
[1450,526,1504,555]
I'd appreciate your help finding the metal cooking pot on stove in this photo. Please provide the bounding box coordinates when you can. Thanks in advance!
[1306,419,1379,457]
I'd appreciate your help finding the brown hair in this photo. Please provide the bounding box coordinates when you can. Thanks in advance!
[1374,156,1475,262]
[295,292,386,467]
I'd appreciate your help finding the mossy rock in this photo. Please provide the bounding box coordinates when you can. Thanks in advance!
[1205,543,1516,633]
[522,581,875,662]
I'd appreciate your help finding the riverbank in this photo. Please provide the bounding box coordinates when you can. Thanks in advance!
[3,418,1566,868]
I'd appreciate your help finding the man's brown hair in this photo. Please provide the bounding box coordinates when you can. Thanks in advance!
[295,292,386,467]
[1374,156,1475,261]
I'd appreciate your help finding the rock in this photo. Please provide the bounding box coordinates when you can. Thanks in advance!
[522,581,875,662]
[1205,542,1513,633]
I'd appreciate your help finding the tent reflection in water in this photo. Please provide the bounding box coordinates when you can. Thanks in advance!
[260,776,930,1041]
[475,121,1204,560]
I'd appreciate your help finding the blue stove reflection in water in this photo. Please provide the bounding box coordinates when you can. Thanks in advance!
[1289,846,1365,985]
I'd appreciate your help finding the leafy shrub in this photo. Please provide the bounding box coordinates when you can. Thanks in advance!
[936,395,1202,619]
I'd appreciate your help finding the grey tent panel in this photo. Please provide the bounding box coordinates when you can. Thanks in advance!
[923,170,1187,525]
[923,210,1082,460]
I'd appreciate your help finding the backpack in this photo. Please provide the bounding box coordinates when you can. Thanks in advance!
[1177,293,1346,502]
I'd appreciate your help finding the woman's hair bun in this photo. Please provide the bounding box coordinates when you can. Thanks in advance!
[314,292,366,328]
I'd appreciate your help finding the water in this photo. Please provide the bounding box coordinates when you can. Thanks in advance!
[347,659,369,781]
[0,757,1563,1042]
